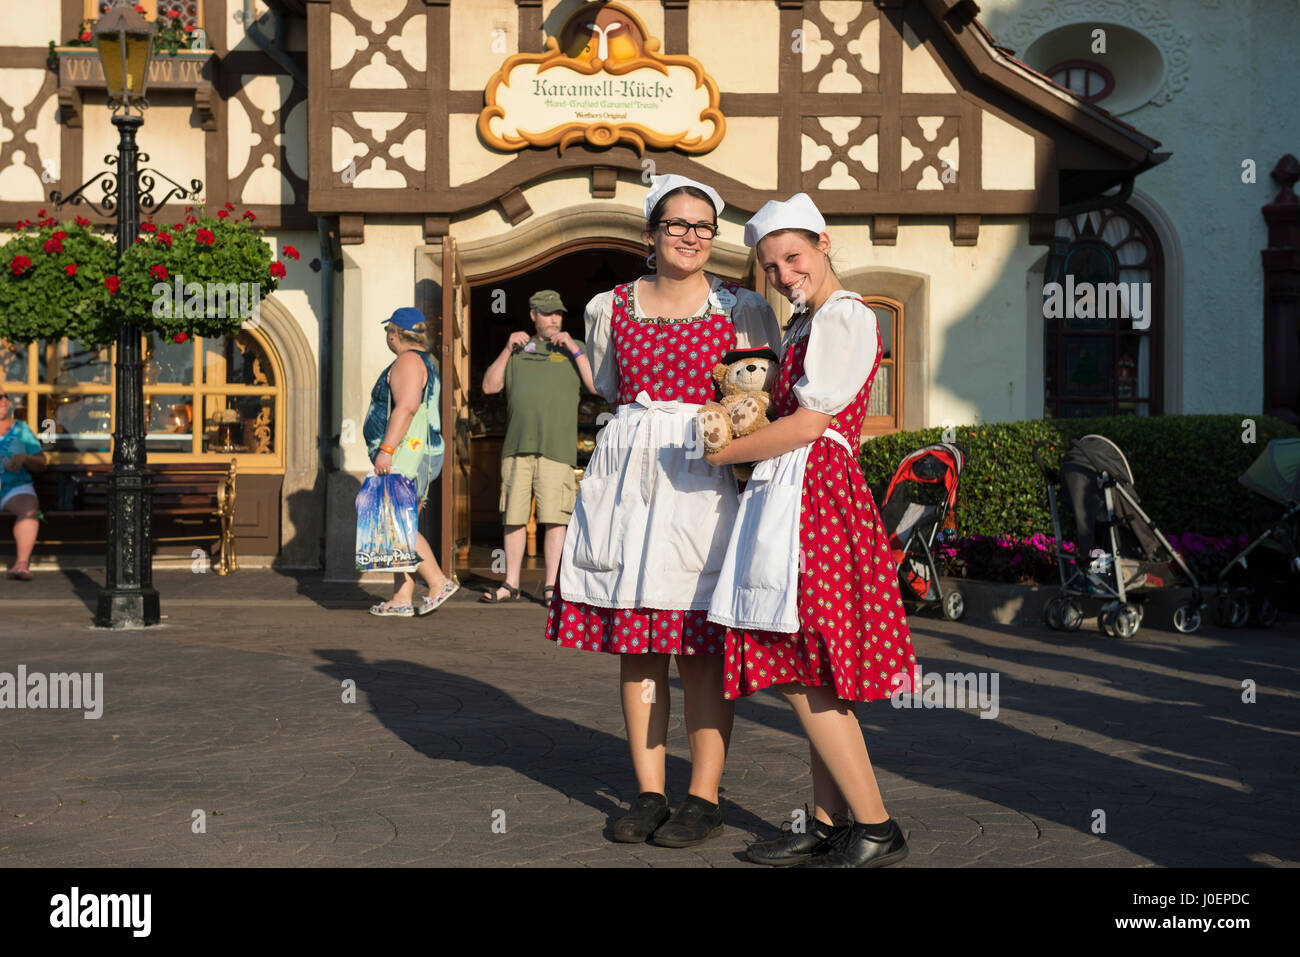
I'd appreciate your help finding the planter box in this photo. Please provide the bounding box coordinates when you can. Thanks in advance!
[55,47,217,130]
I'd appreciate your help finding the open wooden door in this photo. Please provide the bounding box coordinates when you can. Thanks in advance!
[438,236,472,576]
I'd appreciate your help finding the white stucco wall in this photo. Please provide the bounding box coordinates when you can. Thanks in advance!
[978,0,1299,417]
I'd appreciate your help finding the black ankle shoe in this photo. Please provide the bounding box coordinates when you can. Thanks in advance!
[798,819,908,868]
[746,814,851,867]
[651,795,725,848]
[612,792,670,843]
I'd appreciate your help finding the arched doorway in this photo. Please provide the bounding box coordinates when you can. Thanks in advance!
[466,242,644,542]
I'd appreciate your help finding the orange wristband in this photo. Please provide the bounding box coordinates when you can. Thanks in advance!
[379,444,396,454]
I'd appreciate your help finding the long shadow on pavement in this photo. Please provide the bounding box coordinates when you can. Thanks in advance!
[312,648,774,849]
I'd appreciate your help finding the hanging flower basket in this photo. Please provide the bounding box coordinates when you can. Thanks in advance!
[115,204,292,340]
[0,212,117,344]
[0,204,294,346]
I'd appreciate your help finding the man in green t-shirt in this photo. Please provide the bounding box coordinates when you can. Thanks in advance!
[480,289,595,602]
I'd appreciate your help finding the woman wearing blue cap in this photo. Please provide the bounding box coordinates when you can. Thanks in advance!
[363,306,458,616]
[545,174,782,847]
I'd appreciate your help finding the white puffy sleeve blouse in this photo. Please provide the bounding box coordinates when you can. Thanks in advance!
[791,291,881,416]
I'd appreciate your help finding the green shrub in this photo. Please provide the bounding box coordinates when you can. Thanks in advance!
[859,415,1300,539]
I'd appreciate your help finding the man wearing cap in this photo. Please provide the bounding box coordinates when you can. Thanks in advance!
[480,289,596,602]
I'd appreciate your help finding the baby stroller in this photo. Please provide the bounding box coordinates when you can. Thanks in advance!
[880,442,966,620]
[1214,438,1300,628]
[1033,435,1202,638]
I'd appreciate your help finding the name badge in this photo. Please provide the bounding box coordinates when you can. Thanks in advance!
[712,288,737,310]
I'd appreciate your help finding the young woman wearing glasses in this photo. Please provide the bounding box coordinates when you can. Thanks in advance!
[545,175,781,848]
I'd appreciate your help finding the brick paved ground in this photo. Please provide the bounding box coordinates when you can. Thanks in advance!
[0,568,1297,867]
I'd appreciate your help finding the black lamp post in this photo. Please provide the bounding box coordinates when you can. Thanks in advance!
[95,0,157,628]
[51,0,200,627]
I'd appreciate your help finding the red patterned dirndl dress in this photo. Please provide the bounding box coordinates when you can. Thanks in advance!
[722,297,919,701]
[546,280,740,655]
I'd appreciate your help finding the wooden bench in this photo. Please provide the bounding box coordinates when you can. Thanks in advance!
[1,460,238,574]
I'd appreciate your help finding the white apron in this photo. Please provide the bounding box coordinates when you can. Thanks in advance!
[559,390,740,610]
[707,427,855,633]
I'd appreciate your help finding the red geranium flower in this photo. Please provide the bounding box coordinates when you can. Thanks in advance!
[140,222,157,233]
[39,218,56,227]
[224,202,235,210]
[15,219,31,229]
[216,209,229,219]
[80,30,91,42]
[9,255,33,275]
[173,224,185,232]
[104,275,120,295]
[37,208,46,217]
[269,261,286,279]
[51,231,68,241]
[75,215,91,228]
[133,4,144,12]
[150,264,168,280]
[195,229,215,246]
[184,25,195,33]
[156,232,173,247]
[43,238,63,254]
[173,332,189,344]
[241,210,256,221]
[282,245,300,260]
[65,264,77,276]
[167,9,181,17]
[185,216,198,224]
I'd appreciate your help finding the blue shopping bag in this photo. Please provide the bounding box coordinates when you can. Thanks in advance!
[355,473,422,573]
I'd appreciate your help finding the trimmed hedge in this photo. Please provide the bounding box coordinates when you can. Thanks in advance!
[859,414,1300,540]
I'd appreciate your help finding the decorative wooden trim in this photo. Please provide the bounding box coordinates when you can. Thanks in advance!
[58,86,83,129]
[338,214,365,245]
[424,215,450,240]
[872,215,899,246]
[663,0,689,53]
[952,214,980,245]
[517,0,543,53]
[591,166,618,198]
[498,186,533,225]
[1028,213,1056,245]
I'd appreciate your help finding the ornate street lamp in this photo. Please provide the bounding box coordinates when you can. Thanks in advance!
[52,0,199,627]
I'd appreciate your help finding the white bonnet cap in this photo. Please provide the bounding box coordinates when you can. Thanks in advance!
[743,192,827,248]
[644,174,725,220]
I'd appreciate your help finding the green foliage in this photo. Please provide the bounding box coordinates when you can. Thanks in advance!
[116,205,280,340]
[0,216,117,344]
[859,415,1300,539]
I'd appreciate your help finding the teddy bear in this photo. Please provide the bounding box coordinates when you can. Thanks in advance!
[696,347,780,481]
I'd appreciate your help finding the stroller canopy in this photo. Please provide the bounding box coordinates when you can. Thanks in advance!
[1239,438,1300,506]
[882,442,965,549]
[1064,434,1135,487]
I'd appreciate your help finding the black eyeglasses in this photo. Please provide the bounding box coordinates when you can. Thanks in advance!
[656,219,718,240]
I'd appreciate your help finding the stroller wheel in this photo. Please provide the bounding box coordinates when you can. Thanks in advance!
[1060,599,1084,632]
[1251,597,1279,628]
[942,590,965,621]
[1042,596,1063,629]
[1113,603,1141,639]
[1215,593,1249,629]
[1173,603,1202,634]
[1098,607,1116,637]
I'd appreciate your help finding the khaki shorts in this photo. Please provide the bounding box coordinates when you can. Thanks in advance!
[500,453,577,526]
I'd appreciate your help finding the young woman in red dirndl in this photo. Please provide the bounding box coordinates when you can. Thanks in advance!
[701,194,919,867]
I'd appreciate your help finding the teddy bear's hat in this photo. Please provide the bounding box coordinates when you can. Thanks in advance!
[719,347,779,366]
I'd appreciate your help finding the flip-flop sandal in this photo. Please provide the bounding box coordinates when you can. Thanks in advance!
[478,583,521,604]
[7,561,32,581]
[542,585,555,602]
[369,600,414,617]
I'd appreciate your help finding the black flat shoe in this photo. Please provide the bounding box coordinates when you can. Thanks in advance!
[797,819,909,868]
[612,792,670,843]
[746,813,851,867]
[652,794,724,848]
